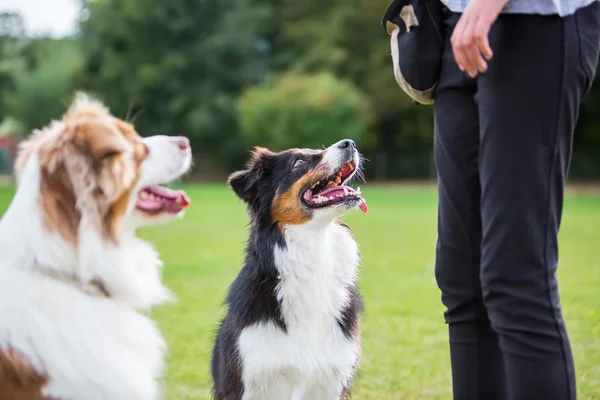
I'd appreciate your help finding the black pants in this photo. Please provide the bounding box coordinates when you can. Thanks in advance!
[434,3,600,400]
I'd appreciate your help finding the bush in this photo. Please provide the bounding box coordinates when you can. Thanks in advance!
[238,72,369,151]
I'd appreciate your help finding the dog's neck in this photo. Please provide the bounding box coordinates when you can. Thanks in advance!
[0,155,78,275]
[0,155,171,310]
[275,218,360,280]
[273,218,360,326]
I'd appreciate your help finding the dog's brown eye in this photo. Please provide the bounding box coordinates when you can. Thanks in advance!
[293,159,305,168]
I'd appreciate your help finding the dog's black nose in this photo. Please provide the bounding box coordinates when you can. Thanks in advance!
[337,139,356,150]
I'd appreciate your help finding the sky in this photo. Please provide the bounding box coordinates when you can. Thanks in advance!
[1,0,79,37]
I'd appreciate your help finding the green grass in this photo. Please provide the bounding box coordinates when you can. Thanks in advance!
[1,184,599,399]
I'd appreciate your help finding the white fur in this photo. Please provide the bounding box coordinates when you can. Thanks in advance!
[320,144,360,182]
[238,217,362,400]
[0,115,192,399]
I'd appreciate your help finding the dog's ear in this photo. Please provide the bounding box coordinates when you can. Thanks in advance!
[228,168,261,202]
[228,147,271,203]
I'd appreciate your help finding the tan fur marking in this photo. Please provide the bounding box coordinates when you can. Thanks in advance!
[102,120,147,241]
[0,348,49,400]
[104,184,136,241]
[115,120,149,164]
[38,148,80,245]
[271,167,326,226]
[70,119,130,161]
[17,95,149,245]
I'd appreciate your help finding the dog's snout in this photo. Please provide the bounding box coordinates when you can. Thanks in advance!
[174,136,190,151]
[336,139,356,150]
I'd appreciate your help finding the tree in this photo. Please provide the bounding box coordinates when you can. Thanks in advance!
[2,38,81,133]
[76,0,272,172]
[256,0,436,178]
[0,12,26,123]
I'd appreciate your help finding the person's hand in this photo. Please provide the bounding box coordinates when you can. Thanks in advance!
[450,0,510,78]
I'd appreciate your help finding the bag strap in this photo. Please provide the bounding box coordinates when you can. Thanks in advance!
[381,0,412,35]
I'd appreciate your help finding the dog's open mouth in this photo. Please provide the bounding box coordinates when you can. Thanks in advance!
[302,161,368,213]
[136,186,191,214]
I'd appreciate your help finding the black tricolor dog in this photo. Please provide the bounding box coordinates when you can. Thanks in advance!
[211,139,368,400]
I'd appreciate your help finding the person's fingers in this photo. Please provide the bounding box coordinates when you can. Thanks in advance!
[474,17,493,61]
[461,16,487,76]
[458,32,478,76]
[451,16,477,76]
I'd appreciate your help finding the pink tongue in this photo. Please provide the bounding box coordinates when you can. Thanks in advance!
[317,186,355,197]
[359,198,368,214]
[137,197,163,211]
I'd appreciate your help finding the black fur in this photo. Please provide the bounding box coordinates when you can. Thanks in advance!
[338,284,364,340]
[336,221,364,340]
[211,145,363,400]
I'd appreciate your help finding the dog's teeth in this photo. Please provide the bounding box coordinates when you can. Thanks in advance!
[175,197,182,203]
[140,191,149,199]
[329,196,334,200]
[356,186,361,194]
[343,187,349,196]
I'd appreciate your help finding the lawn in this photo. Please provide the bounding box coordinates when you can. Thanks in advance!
[1,184,599,399]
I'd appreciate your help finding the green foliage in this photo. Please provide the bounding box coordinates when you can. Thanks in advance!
[0,13,26,123]
[0,117,24,137]
[1,1,600,178]
[238,72,369,150]
[2,38,81,133]
[76,0,272,170]
[259,0,436,177]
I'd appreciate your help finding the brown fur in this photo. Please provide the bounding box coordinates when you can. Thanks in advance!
[271,165,327,227]
[0,348,50,400]
[247,147,271,166]
[37,153,80,245]
[271,177,313,226]
[15,96,149,245]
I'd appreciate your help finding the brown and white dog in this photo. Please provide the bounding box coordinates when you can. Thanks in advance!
[0,93,192,400]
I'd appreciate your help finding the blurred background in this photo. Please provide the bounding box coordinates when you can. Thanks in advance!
[2,0,599,183]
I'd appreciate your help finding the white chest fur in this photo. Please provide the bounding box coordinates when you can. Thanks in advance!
[237,221,361,400]
[0,267,166,400]
[0,230,170,400]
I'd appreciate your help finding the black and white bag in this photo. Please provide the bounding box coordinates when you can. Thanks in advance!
[381,0,445,105]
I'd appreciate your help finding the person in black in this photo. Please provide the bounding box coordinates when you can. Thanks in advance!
[433,0,600,398]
